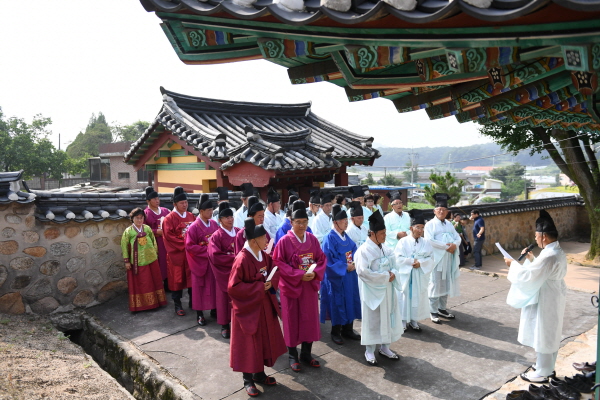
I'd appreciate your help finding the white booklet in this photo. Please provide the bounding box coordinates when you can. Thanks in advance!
[495,243,514,260]
[306,263,317,274]
[265,238,274,254]
[266,266,278,282]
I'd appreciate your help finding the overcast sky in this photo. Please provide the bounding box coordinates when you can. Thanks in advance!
[0,0,491,150]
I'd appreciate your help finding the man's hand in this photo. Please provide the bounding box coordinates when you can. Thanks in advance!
[264,281,272,291]
[503,257,513,267]
[347,262,356,272]
[125,261,131,271]
[412,260,421,269]
[477,233,482,239]
[446,243,457,254]
[397,231,407,239]
[155,229,163,237]
[520,247,535,262]
[302,272,315,282]
[388,271,395,282]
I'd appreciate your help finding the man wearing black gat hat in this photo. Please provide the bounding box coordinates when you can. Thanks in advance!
[424,193,462,324]
[504,210,567,384]
[309,192,334,244]
[354,210,403,366]
[233,183,255,229]
[346,201,368,247]
[212,187,236,221]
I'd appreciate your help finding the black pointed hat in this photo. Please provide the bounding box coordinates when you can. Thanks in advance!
[332,204,347,221]
[350,185,365,199]
[288,186,299,197]
[320,192,333,206]
[267,187,280,203]
[173,186,188,203]
[536,209,558,235]
[288,194,299,207]
[309,188,320,205]
[145,186,158,201]
[433,193,450,208]
[348,201,363,217]
[218,201,234,218]
[368,209,386,232]
[198,194,213,210]
[216,187,229,201]
[244,217,267,240]
[408,209,425,226]
[291,200,309,220]
[247,196,264,216]
[239,183,254,198]
[386,190,401,202]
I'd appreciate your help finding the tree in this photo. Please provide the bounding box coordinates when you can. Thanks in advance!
[479,196,499,203]
[378,173,402,186]
[66,113,112,158]
[479,124,600,261]
[112,120,150,142]
[489,163,530,199]
[363,173,375,185]
[423,171,465,207]
[402,160,419,183]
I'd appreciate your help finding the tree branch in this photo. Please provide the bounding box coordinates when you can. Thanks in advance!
[582,139,599,187]
[533,127,570,177]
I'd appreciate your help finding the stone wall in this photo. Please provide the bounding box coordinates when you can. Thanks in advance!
[0,202,128,315]
[460,205,589,256]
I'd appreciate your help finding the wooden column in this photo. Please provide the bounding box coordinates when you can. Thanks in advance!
[334,166,348,186]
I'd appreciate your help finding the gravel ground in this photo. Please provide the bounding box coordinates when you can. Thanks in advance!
[0,313,133,400]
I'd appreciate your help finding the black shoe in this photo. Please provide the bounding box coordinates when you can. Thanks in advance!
[253,372,277,386]
[565,376,593,393]
[221,324,230,339]
[437,309,455,319]
[378,348,400,360]
[341,323,361,340]
[300,342,320,368]
[175,303,185,316]
[331,325,344,345]
[210,309,217,318]
[430,313,441,324]
[197,311,206,326]
[365,351,377,366]
[549,378,580,400]
[243,373,260,397]
[506,390,536,399]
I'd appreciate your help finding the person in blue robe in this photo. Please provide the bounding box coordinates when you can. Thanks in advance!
[320,204,361,345]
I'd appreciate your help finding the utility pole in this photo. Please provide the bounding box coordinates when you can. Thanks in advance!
[408,147,419,185]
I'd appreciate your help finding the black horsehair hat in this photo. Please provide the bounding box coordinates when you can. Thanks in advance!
[173,186,188,203]
[198,194,213,210]
[292,200,309,220]
[433,193,450,208]
[216,187,229,201]
[309,188,320,205]
[368,209,386,232]
[247,196,264,216]
[267,187,280,203]
[244,217,267,240]
[218,202,234,218]
[350,185,365,199]
[348,201,363,217]
[332,204,347,221]
[239,183,254,198]
[145,186,158,201]
[536,209,558,235]
[386,190,401,202]
[320,192,334,206]
[408,209,426,226]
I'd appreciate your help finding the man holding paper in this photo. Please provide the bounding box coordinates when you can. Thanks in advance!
[228,217,286,397]
[503,210,567,383]
[320,204,361,345]
[272,204,326,373]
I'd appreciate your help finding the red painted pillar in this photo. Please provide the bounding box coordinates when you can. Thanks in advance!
[334,166,348,187]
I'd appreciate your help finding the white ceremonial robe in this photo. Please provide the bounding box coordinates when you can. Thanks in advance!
[307,208,316,226]
[506,241,567,354]
[384,211,411,249]
[424,217,461,298]
[355,239,403,346]
[362,206,373,228]
[394,236,434,322]
[347,222,368,247]
[263,209,283,239]
[233,206,247,229]
[309,209,332,244]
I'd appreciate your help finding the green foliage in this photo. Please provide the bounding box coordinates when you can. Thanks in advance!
[112,120,149,142]
[489,163,530,199]
[363,173,375,185]
[423,171,465,207]
[378,173,402,186]
[479,196,499,203]
[406,202,432,210]
[66,113,112,158]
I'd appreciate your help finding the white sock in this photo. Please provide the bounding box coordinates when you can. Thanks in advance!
[380,344,394,356]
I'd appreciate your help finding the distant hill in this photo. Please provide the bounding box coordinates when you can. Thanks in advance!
[373,143,549,169]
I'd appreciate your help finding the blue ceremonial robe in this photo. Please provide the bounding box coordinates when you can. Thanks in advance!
[274,219,313,246]
[320,229,361,325]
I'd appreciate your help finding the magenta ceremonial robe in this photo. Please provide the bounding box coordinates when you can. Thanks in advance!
[208,226,240,325]
[272,230,327,347]
[228,248,286,372]
[162,210,196,291]
[233,228,271,254]
[185,217,219,311]
[144,206,170,280]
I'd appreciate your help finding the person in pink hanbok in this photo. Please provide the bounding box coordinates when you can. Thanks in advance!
[272,204,326,373]
[144,186,170,290]
[186,194,219,326]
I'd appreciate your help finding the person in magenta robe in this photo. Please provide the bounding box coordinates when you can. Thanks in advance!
[162,186,196,316]
[208,201,240,338]
[186,194,219,326]
[228,217,286,397]
[144,186,170,288]
[272,204,326,372]
[234,196,271,254]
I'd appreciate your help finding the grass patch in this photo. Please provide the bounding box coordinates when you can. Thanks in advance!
[406,202,433,210]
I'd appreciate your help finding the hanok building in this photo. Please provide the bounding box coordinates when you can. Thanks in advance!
[138,0,600,134]
[124,88,380,200]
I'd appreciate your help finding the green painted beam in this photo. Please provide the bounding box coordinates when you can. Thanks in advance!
[145,162,206,171]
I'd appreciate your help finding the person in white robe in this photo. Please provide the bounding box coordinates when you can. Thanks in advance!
[504,210,567,383]
[212,187,236,222]
[263,187,284,240]
[394,209,434,331]
[346,201,368,247]
[354,209,403,366]
[349,185,370,228]
[309,193,333,244]
[424,193,461,324]
[307,189,321,226]
[384,193,411,249]
[233,183,254,229]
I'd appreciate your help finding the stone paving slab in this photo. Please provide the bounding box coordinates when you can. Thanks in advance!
[88,271,598,400]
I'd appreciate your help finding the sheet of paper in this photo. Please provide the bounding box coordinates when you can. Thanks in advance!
[266,266,278,282]
[265,238,274,254]
[495,243,514,260]
[306,263,317,274]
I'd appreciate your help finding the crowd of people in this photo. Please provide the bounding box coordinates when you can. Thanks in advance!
[120,184,567,396]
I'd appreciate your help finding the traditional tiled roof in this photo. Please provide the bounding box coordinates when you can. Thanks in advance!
[0,171,36,204]
[124,88,380,171]
[140,0,600,25]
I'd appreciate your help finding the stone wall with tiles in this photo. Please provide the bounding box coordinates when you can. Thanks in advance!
[0,202,128,315]
[459,205,589,257]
